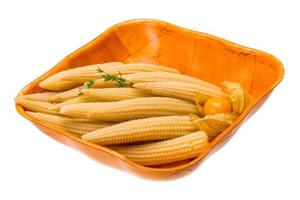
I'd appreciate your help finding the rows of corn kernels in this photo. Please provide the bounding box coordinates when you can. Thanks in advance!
[16,62,250,166]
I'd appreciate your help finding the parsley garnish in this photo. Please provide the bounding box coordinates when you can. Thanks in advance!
[78,80,95,95]
[103,72,130,87]
[84,80,95,88]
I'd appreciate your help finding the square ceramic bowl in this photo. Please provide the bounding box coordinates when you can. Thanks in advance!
[16,19,284,180]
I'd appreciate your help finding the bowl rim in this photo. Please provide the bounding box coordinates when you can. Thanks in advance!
[15,18,285,174]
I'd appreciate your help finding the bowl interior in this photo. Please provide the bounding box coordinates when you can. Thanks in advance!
[38,20,283,100]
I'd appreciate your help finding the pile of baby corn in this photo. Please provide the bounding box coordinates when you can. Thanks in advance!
[16,62,249,166]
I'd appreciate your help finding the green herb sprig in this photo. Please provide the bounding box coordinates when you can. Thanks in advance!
[78,80,95,95]
[78,67,131,95]
[97,68,132,87]
[85,80,95,88]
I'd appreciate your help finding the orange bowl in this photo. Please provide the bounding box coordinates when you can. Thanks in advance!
[15,19,284,180]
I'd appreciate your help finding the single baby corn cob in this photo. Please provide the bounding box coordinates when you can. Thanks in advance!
[133,81,229,104]
[190,112,237,137]
[59,102,109,118]
[110,131,209,166]
[40,80,81,92]
[26,111,112,135]
[48,86,83,103]
[89,63,180,88]
[39,62,122,91]
[49,95,98,111]
[20,92,58,102]
[62,73,104,83]
[81,88,152,101]
[86,97,200,122]
[61,97,201,121]
[222,81,251,114]
[126,72,221,90]
[62,63,180,83]
[15,97,59,115]
[81,115,199,145]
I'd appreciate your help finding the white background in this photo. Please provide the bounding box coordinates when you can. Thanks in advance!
[0,0,299,199]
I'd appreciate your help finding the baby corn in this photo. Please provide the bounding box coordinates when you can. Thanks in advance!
[48,86,83,103]
[61,73,103,83]
[59,102,109,118]
[15,97,59,115]
[26,111,112,135]
[49,95,98,111]
[81,115,199,145]
[61,97,200,121]
[84,97,200,122]
[110,131,209,166]
[127,72,221,90]
[62,63,180,84]
[20,92,57,102]
[120,63,180,74]
[39,62,122,91]
[91,78,121,88]
[81,88,151,101]
[133,81,229,104]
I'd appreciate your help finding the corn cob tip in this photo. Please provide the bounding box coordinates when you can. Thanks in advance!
[25,111,112,136]
[60,105,69,115]
[81,115,200,145]
[110,131,209,166]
